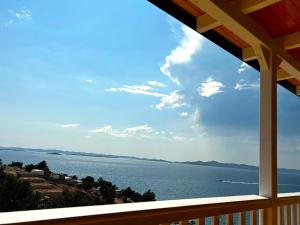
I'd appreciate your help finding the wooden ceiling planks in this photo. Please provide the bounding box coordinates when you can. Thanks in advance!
[289,48,300,64]
[250,0,300,38]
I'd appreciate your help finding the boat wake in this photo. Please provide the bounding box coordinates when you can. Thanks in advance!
[220,180,258,185]
[219,180,300,187]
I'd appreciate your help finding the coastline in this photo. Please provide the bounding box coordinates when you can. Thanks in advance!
[0,159,156,212]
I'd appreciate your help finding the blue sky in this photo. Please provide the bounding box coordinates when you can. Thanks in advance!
[0,0,300,168]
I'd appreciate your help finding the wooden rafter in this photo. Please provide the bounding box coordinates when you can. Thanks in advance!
[196,0,279,33]
[297,86,300,95]
[240,0,280,14]
[243,47,296,81]
[276,31,300,50]
[197,14,221,33]
[277,69,294,81]
[242,47,257,61]
[253,45,271,71]
[190,0,300,81]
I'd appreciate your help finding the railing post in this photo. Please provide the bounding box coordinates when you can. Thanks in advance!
[255,45,279,225]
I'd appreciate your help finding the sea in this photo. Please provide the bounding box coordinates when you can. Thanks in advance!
[1,149,300,200]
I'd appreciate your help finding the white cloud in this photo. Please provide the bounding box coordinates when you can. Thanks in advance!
[172,136,193,141]
[198,77,224,97]
[234,80,259,91]
[15,9,32,21]
[124,125,153,137]
[180,112,188,117]
[155,90,185,110]
[90,124,154,138]
[160,25,204,85]
[147,81,166,88]
[190,107,201,128]
[91,125,115,134]
[5,8,32,27]
[238,62,251,74]
[106,85,166,97]
[85,79,93,84]
[90,124,197,141]
[60,124,80,128]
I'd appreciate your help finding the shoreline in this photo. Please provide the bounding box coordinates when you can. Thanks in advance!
[0,159,156,212]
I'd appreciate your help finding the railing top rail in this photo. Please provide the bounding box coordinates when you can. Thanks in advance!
[0,195,270,225]
[278,192,300,198]
[277,192,300,205]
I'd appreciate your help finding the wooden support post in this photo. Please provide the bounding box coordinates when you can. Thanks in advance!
[226,214,234,225]
[239,212,246,225]
[212,216,219,225]
[251,210,258,225]
[258,46,278,199]
[198,217,205,225]
[292,204,297,225]
[257,46,278,225]
[278,206,283,225]
[179,221,189,225]
[297,204,300,225]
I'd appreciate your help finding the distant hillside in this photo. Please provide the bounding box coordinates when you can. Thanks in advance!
[1,146,299,173]
[182,160,257,170]
[0,147,170,163]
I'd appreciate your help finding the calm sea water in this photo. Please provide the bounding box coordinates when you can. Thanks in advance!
[1,149,300,200]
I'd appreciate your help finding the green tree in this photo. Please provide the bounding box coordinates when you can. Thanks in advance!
[37,160,50,175]
[81,176,95,191]
[97,178,117,204]
[8,161,23,168]
[121,187,142,202]
[121,187,135,198]
[24,164,35,172]
[0,159,4,179]
[141,190,156,201]
[0,173,40,212]
[24,161,51,176]
[46,190,102,208]
[121,187,156,202]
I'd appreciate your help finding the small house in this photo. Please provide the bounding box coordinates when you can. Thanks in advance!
[31,169,44,176]
[50,173,60,180]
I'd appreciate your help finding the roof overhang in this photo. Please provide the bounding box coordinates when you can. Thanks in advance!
[148,0,300,96]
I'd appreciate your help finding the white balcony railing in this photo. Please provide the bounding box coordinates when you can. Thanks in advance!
[1,193,300,225]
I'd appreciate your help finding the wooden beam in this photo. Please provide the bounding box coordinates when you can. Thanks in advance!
[243,47,257,61]
[240,0,280,14]
[277,69,294,81]
[242,47,292,82]
[254,45,270,71]
[190,0,300,81]
[297,86,300,95]
[197,14,221,33]
[196,0,279,33]
[242,48,292,81]
[276,31,300,50]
